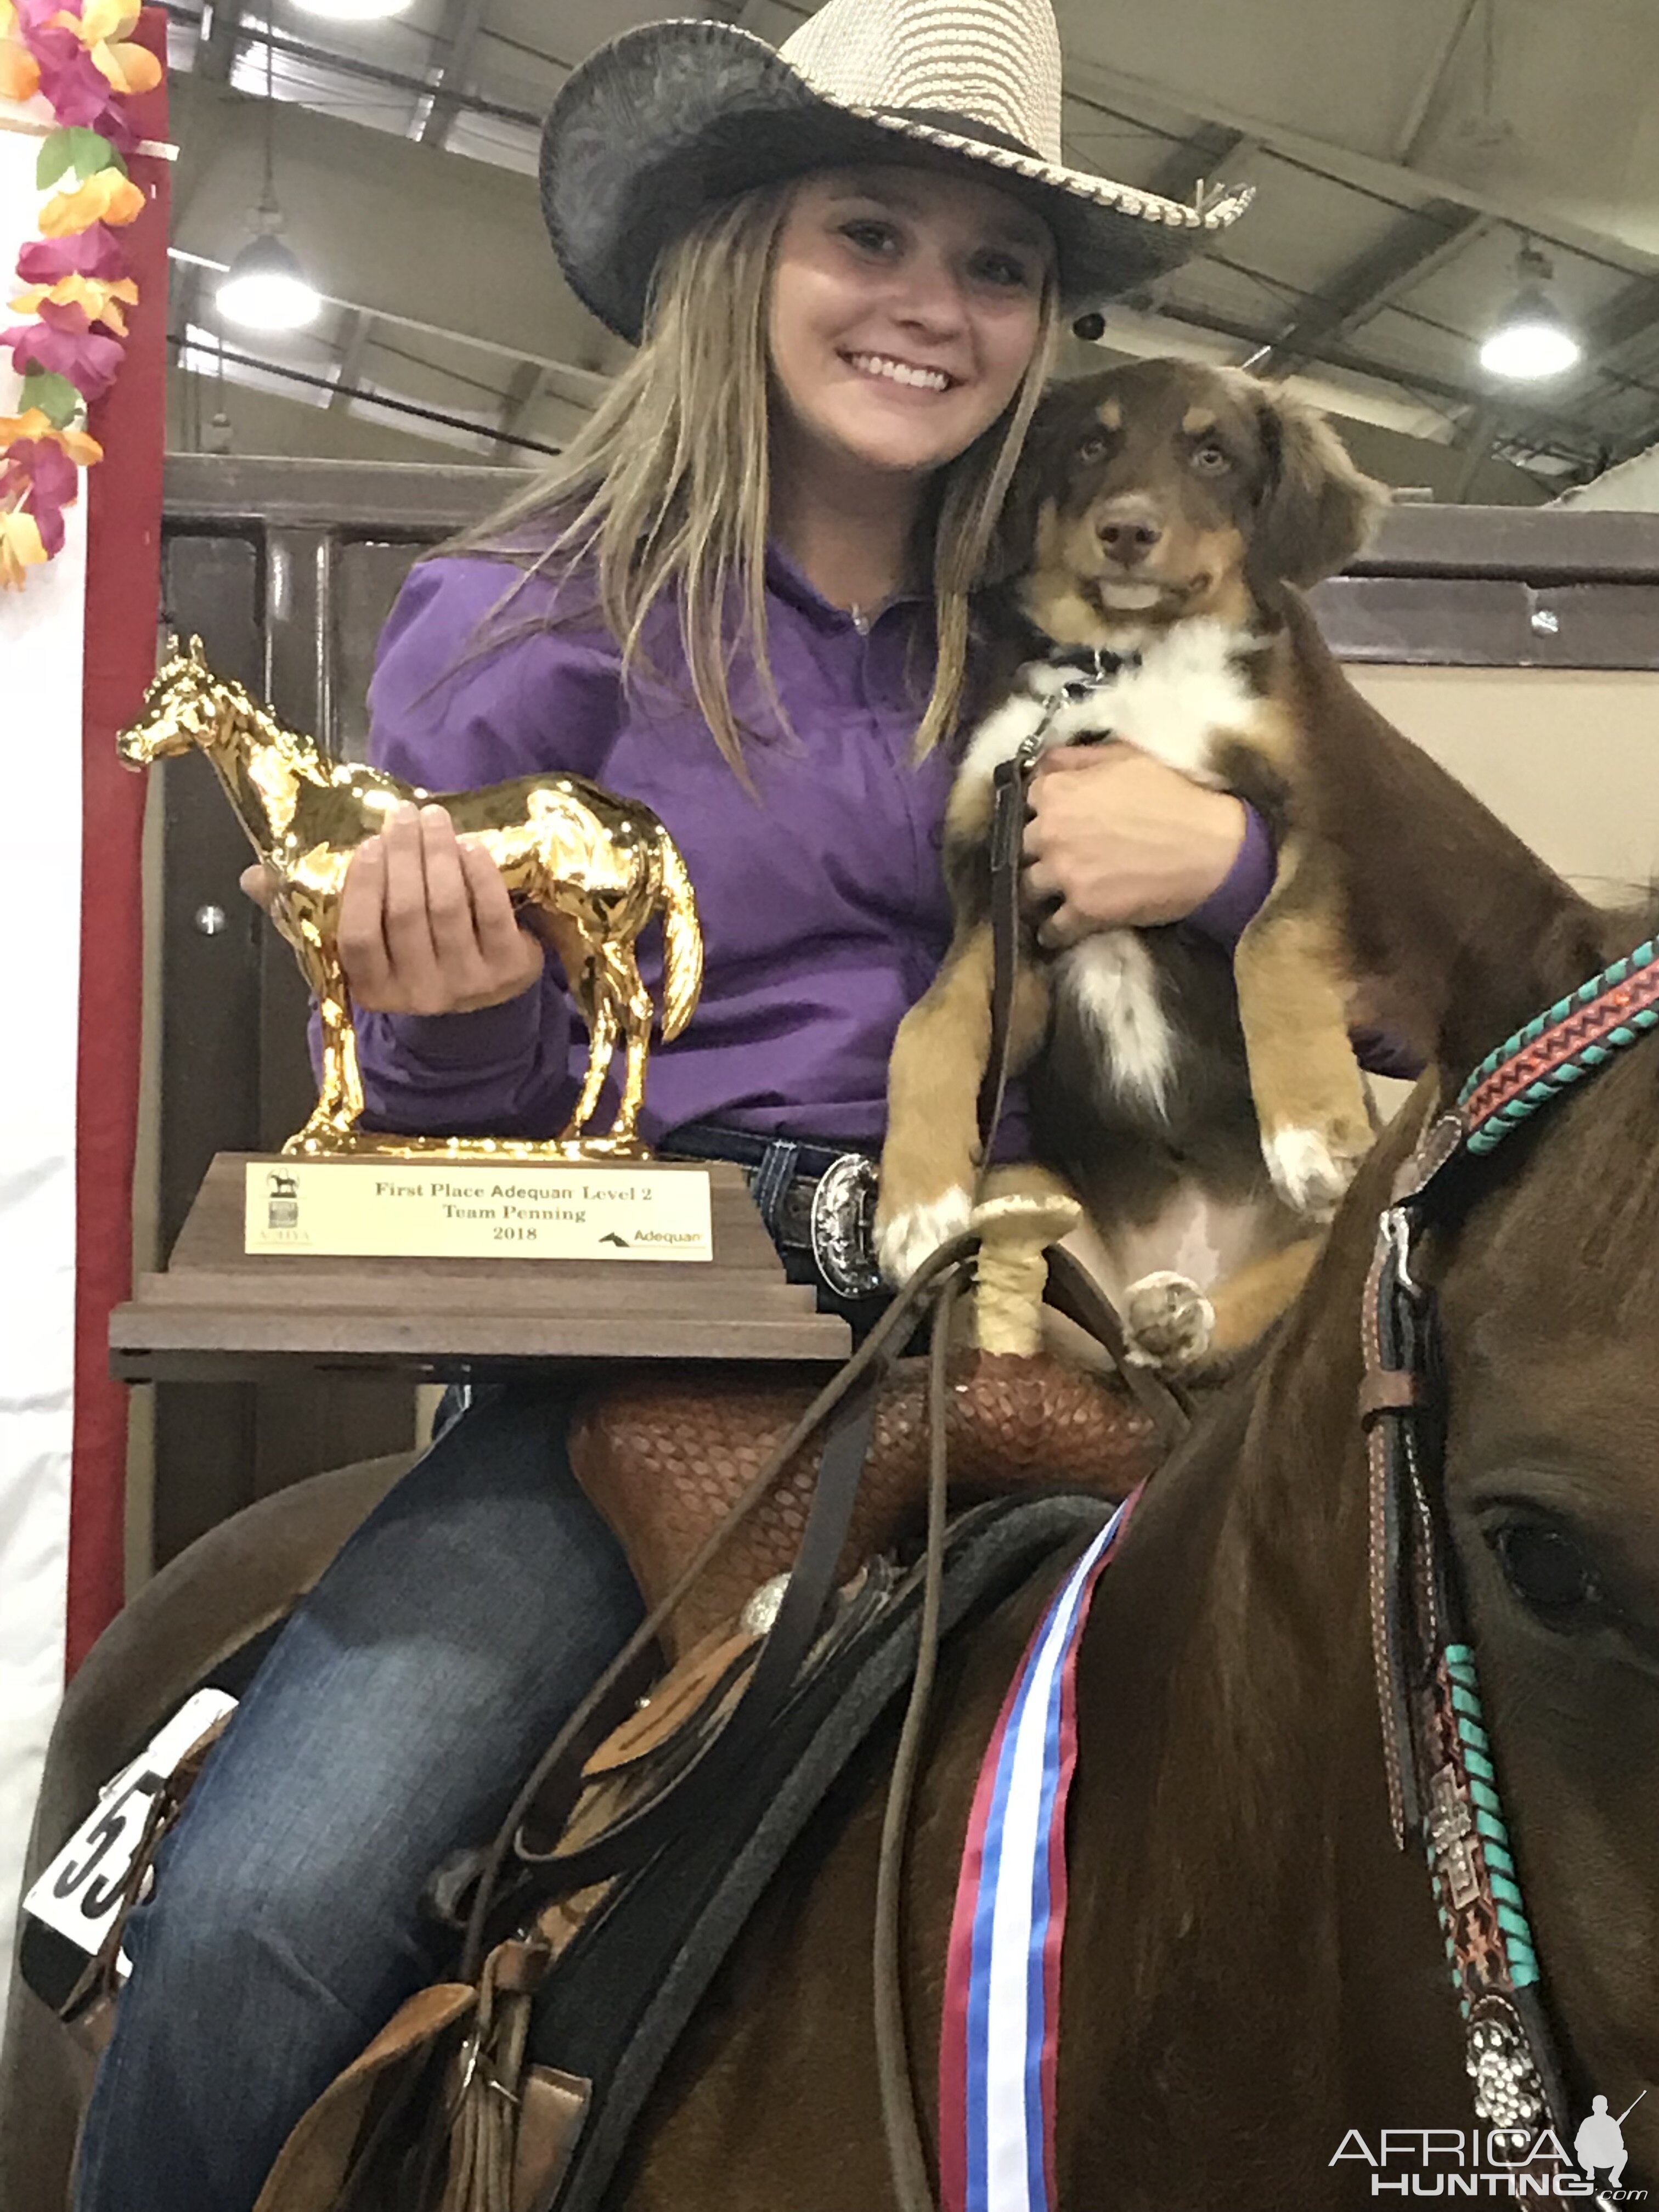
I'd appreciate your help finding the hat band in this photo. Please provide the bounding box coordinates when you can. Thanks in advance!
[878,107,1042,162]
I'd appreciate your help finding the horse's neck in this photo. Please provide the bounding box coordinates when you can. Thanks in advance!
[1059,1136,1468,2183]
[204,702,325,854]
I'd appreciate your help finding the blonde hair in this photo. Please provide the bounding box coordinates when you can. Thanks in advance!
[450,178,1060,766]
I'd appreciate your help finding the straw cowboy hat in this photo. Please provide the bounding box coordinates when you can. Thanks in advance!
[540,0,1253,343]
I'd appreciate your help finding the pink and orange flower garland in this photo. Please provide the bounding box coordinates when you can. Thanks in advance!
[0,0,157,588]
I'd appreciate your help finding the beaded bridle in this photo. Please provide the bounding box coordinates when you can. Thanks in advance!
[1361,935,1659,2184]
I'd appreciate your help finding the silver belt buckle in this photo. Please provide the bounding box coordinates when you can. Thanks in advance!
[809,1154,883,1300]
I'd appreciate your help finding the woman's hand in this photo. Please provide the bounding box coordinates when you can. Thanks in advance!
[1021,744,1247,947]
[239,802,545,1015]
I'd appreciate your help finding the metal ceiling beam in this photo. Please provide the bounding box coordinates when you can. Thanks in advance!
[162,4,543,131]
[1578,276,1659,364]
[1392,0,1482,164]
[498,359,546,442]
[1449,404,1501,500]
[1253,204,1491,376]
[415,0,492,150]
[328,309,375,412]
[167,76,622,392]
[171,332,559,453]
[1149,293,1610,460]
[170,256,203,327]
[1141,125,1255,208]
[1060,50,1656,284]
[172,246,612,416]
[195,0,243,82]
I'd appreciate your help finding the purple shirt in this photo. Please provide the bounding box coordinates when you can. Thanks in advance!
[352,550,1277,1149]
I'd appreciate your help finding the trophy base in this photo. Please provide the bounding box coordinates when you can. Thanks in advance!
[111,1154,853,1383]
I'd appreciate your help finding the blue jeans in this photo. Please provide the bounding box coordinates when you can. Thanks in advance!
[74,1385,643,2212]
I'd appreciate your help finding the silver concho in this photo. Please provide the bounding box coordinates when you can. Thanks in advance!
[809,1153,883,1300]
[1466,2010,1548,2130]
[740,1572,790,1639]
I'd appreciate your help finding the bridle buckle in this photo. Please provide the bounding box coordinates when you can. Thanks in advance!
[1383,1203,1420,1301]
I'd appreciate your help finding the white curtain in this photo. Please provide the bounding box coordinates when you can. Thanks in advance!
[0,119,88,2010]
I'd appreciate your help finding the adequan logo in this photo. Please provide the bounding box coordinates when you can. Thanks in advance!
[1330,2097,1649,2198]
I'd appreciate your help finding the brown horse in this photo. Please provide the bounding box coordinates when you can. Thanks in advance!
[603,605,1657,2208]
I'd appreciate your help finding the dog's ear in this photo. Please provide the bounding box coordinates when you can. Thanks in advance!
[1246,383,1389,590]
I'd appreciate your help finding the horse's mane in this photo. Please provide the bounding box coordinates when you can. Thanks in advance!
[1445,893,1659,1329]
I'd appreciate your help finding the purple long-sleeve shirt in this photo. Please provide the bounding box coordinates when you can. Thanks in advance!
[351,549,1280,1149]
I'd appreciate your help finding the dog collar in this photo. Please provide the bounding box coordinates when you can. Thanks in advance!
[1055,643,1138,679]
[1037,641,1141,684]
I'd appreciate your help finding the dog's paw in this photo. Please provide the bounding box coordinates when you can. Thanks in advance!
[1262,1121,1369,1222]
[1123,1271,1215,1373]
[876,1187,974,1288]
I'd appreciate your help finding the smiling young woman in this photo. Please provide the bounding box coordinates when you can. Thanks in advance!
[766,166,1054,623]
[73,5,1255,2207]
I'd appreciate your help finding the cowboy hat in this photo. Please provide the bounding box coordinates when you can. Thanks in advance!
[540,0,1252,344]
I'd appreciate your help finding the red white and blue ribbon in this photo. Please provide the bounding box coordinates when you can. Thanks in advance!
[939,1489,1139,2212]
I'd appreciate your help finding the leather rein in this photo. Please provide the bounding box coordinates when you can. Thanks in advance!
[1361,933,1659,2181]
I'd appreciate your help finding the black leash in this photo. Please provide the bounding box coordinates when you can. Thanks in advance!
[972,648,1138,1160]
[974,739,1039,1156]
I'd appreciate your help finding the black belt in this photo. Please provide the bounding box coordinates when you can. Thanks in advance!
[660,1123,883,1300]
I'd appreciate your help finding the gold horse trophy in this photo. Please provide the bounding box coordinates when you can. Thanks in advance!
[117,637,703,1159]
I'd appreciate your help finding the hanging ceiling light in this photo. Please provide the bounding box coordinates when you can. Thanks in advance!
[217,233,321,331]
[217,27,321,335]
[1479,244,1583,381]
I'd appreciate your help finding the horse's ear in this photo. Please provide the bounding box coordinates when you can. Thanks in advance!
[1245,382,1388,591]
[186,634,206,665]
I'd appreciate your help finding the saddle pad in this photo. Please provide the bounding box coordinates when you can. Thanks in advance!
[526,1490,1114,2212]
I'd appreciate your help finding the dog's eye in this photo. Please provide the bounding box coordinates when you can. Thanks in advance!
[1489,1517,1614,1635]
[1192,442,1232,475]
[1077,430,1111,464]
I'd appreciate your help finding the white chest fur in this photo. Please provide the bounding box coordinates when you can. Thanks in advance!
[955,619,1266,1125]
[957,617,1266,799]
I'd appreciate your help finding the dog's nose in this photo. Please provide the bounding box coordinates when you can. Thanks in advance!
[1096,501,1163,566]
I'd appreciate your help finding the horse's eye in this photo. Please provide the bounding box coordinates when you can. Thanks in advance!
[1491,1519,1611,1632]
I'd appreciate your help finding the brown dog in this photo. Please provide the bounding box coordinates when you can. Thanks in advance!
[877,359,1390,1370]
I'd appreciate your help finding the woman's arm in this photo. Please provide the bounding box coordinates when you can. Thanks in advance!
[1021,743,1423,1082]
[1021,743,1250,941]
[338,555,624,1138]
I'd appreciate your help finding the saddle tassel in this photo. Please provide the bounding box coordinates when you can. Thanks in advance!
[439,1940,549,2212]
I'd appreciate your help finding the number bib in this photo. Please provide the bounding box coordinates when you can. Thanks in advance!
[24,1688,237,1976]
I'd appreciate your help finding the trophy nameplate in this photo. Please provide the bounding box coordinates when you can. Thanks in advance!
[109,647,855,1380]
[245,1160,714,1263]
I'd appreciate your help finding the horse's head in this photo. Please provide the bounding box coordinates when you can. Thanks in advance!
[1224,609,1659,2158]
[1410,923,1659,2154]
[117,635,255,767]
